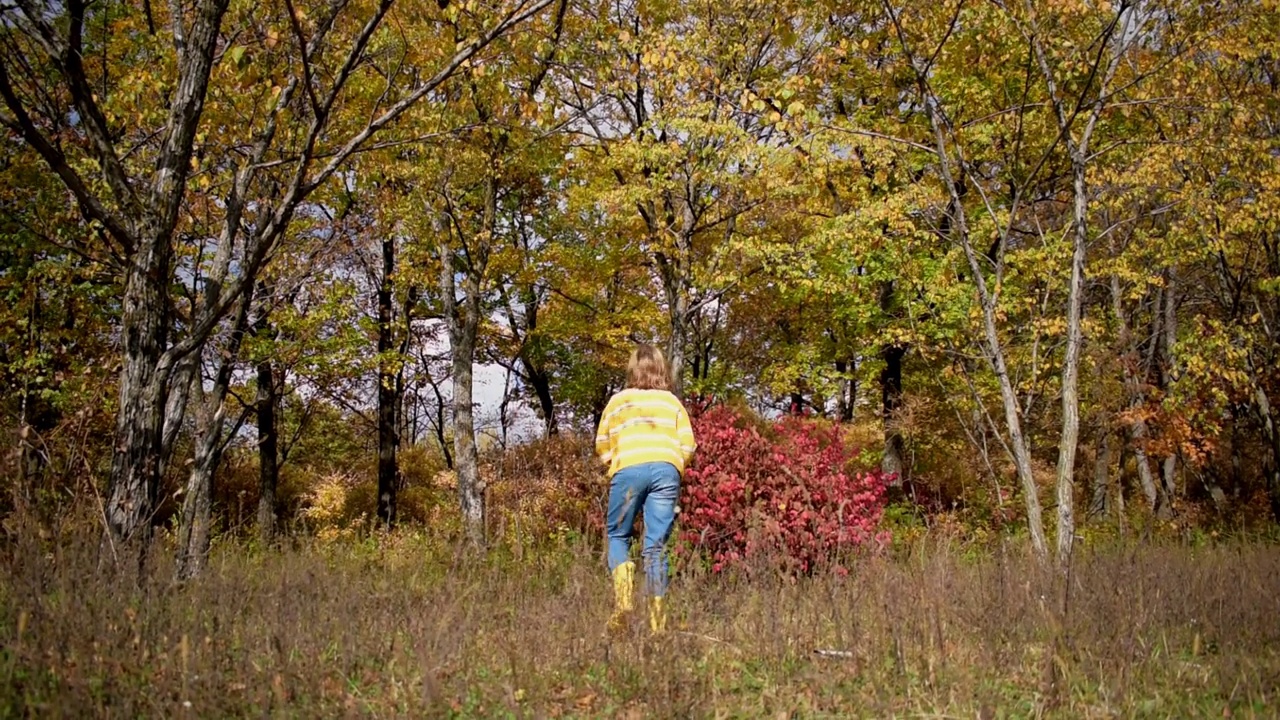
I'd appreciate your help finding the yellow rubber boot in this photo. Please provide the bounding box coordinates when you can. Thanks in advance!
[608,562,635,633]
[648,596,667,635]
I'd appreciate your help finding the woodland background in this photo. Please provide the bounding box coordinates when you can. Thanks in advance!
[2,0,1280,715]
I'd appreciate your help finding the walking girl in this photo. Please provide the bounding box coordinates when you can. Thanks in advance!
[594,345,697,634]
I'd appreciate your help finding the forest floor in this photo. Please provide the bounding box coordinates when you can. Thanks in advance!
[3,524,1279,718]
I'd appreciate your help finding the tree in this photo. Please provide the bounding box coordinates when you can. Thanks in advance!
[1018,0,1148,564]
[564,0,815,397]
[0,141,118,504]
[253,281,281,543]
[401,0,568,543]
[0,0,557,569]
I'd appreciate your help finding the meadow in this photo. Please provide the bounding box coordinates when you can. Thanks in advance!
[4,520,1279,719]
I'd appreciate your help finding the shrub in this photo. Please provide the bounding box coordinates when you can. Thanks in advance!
[680,405,890,574]
[299,472,374,543]
[484,433,606,546]
[397,445,452,526]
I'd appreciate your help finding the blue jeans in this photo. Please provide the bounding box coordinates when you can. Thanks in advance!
[607,461,681,597]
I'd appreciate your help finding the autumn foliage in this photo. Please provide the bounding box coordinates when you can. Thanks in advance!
[486,434,606,543]
[679,405,890,574]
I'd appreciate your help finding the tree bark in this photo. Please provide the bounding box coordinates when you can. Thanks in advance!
[174,374,216,582]
[450,301,484,544]
[665,270,690,398]
[255,329,279,544]
[160,351,198,476]
[105,247,172,572]
[880,344,906,484]
[1089,426,1111,518]
[1158,269,1179,508]
[1255,385,1280,522]
[175,294,251,581]
[255,356,278,543]
[440,172,493,546]
[1053,152,1088,567]
[835,360,856,423]
[376,237,400,528]
[525,366,558,436]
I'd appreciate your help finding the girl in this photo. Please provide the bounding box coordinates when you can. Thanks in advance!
[594,344,697,634]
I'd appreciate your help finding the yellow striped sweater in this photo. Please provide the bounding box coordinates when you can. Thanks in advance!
[594,388,698,477]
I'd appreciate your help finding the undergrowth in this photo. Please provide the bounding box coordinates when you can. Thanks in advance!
[2,521,1278,718]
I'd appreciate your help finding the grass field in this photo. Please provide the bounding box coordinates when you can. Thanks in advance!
[3,526,1279,718]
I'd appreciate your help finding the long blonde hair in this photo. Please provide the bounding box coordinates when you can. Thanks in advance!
[625,344,671,391]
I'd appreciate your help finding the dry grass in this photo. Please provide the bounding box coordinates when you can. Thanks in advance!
[2,524,1279,718]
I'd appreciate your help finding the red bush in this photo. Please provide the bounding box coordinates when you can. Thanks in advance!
[679,405,890,574]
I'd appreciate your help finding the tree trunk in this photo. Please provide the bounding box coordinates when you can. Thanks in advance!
[591,382,612,432]
[255,355,279,544]
[499,281,558,437]
[376,237,400,528]
[1269,466,1280,524]
[175,295,251,581]
[880,344,906,484]
[1024,0,1130,563]
[525,366,558,436]
[977,281,1046,559]
[160,351,198,476]
[1054,153,1088,567]
[1255,384,1280,522]
[251,281,280,543]
[835,360,855,423]
[440,172,491,546]
[652,219,693,399]
[1109,271,1164,514]
[1089,426,1111,518]
[690,301,719,391]
[1132,440,1160,509]
[174,376,218,582]
[1113,440,1127,532]
[667,288,689,398]
[104,245,172,572]
[921,92,1047,559]
[105,0,232,569]
[1158,269,1179,509]
[451,312,483,544]
[521,294,558,436]
[789,391,805,416]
